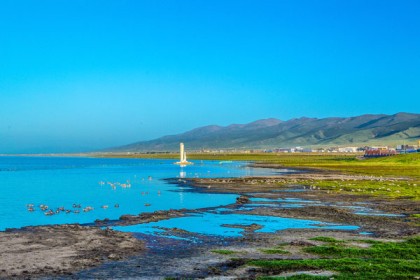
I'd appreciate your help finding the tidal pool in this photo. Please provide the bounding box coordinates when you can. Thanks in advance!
[113,212,359,238]
[340,205,405,217]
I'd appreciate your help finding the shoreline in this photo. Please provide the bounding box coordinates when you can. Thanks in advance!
[1,161,418,279]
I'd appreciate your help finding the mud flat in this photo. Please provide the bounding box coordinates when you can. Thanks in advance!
[94,208,187,227]
[0,224,144,279]
[185,172,412,194]
[183,175,419,238]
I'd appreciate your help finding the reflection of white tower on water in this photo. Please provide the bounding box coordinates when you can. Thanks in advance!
[175,142,193,165]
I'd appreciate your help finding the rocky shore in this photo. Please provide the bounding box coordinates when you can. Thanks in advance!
[94,208,187,227]
[182,175,419,238]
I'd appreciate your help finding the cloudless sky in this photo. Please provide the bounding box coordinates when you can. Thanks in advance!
[0,0,419,153]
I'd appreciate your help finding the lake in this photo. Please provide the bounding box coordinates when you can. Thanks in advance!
[0,156,278,230]
[0,156,358,235]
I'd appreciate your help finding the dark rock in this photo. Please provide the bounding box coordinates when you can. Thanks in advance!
[236,195,250,204]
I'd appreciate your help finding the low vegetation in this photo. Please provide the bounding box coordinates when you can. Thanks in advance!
[288,178,419,200]
[260,248,290,255]
[211,249,239,255]
[249,237,420,279]
[309,237,345,244]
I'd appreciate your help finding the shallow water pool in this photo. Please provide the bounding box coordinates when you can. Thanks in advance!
[113,212,359,238]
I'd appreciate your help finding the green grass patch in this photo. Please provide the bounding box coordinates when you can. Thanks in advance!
[249,237,420,279]
[251,258,420,279]
[211,249,238,255]
[259,275,330,280]
[304,237,420,259]
[297,178,419,200]
[309,236,345,243]
[260,248,290,254]
[353,239,382,244]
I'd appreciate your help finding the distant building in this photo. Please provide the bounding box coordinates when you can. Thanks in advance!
[396,144,418,154]
[371,146,389,150]
[326,147,339,153]
[338,147,358,153]
[275,148,292,153]
[364,147,396,158]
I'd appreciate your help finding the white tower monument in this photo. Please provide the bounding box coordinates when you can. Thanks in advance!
[180,143,185,162]
[175,142,192,165]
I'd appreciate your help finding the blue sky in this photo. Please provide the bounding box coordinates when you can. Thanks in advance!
[0,0,419,153]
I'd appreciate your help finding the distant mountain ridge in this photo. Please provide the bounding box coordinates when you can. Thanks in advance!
[109,113,420,152]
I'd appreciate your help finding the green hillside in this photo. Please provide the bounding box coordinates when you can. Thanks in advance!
[109,113,420,152]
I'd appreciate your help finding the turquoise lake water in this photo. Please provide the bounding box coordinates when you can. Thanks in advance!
[0,156,278,231]
[0,156,359,236]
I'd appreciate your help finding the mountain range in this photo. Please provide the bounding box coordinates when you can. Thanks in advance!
[109,113,420,152]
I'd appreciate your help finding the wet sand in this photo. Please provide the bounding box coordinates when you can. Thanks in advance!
[0,225,144,279]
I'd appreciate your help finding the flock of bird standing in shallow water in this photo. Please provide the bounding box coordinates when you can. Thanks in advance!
[26,176,159,216]
[26,203,120,216]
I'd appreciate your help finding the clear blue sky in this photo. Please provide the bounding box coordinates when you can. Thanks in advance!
[1,0,419,153]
